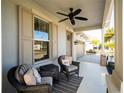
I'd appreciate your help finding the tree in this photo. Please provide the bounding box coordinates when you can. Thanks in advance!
[104,42,115,50]
[91,39,100,48]
[104,28,114,42]
[104,28,115,50]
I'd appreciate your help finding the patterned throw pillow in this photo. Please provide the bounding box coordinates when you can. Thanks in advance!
[24,68,42,85]
[65,56,72,64]
[23,68,36,85]
[62,59,70,66]
[15,64,29,84]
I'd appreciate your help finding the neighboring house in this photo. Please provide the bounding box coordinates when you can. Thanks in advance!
[75,32,89,58]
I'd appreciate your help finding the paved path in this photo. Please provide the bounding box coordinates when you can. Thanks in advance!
[77,54,100,64]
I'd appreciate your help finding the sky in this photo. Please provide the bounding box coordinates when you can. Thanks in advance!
[34,30,48,41]
[83,29,102,43]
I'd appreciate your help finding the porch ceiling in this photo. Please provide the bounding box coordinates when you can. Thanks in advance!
[34,0,105,30]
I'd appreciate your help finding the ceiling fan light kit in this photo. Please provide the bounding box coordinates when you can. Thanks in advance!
[57,8,88,25]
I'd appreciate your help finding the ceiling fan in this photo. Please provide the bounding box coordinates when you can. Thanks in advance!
[57,8,88,25]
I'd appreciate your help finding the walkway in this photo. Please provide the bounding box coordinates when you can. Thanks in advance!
[77,61,108,93]
[77,54,100,64]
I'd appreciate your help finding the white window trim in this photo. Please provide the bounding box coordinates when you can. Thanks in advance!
[33,15,52,63]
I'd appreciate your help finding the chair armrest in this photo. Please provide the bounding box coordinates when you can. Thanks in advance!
[72,61,80,66]
[18,84,52,93]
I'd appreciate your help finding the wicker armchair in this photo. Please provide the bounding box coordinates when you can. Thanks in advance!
[58,55,80,81]
[7,66,52,93]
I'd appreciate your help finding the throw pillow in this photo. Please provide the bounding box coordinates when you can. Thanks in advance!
[15,64,29,84]
[32,68,42,84]
[23,68,36,85]
[62,59,70,66]
[65,56,72,64]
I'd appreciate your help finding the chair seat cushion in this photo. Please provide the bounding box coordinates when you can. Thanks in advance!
[41,77,53,86]
[67,65,78,72]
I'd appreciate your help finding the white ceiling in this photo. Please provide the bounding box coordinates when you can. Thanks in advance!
[34,0,105,29]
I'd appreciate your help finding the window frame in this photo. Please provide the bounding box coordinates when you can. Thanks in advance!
[33,15,51,63]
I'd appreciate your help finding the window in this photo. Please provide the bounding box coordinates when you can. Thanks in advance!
[33,17,49,62]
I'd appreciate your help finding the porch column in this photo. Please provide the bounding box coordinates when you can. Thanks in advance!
[83,42,86,55]
[102,0,114,55]
[114,0,123,81]
[101,28,105,54]
[72,32,77,61]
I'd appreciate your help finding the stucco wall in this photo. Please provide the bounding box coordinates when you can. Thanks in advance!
[58,23,67,56]
[2,0,74,93]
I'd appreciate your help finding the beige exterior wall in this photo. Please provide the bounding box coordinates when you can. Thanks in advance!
[19,7,33,65]
[51,23,58,59]
[58,23,67,56]
[2,0,18,92]
[2,0,74,93]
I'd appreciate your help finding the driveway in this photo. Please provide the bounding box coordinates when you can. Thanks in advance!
[77,54,100,64]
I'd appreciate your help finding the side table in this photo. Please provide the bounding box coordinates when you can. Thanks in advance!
[39,64,59,84]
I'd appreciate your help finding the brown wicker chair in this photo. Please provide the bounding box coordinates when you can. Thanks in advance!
[58,55,80,81]
[7,65,53,93]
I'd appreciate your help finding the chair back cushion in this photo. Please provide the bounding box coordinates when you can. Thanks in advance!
[15,64,29,84]
[67,65,78,72]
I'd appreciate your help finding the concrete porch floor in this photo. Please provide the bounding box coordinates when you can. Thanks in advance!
[77,62,108,93]
[77,54,100,64]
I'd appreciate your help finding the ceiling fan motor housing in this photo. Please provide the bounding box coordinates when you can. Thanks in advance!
[57,8,88,25]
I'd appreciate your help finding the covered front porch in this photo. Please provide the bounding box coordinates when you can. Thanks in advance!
[2,0,123,93]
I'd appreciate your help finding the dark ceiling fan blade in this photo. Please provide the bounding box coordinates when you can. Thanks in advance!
[75,17,88,21]
[56,12,68,16]
[59,18,68,22]
[70,19,75,25]
[73,9,81,16]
